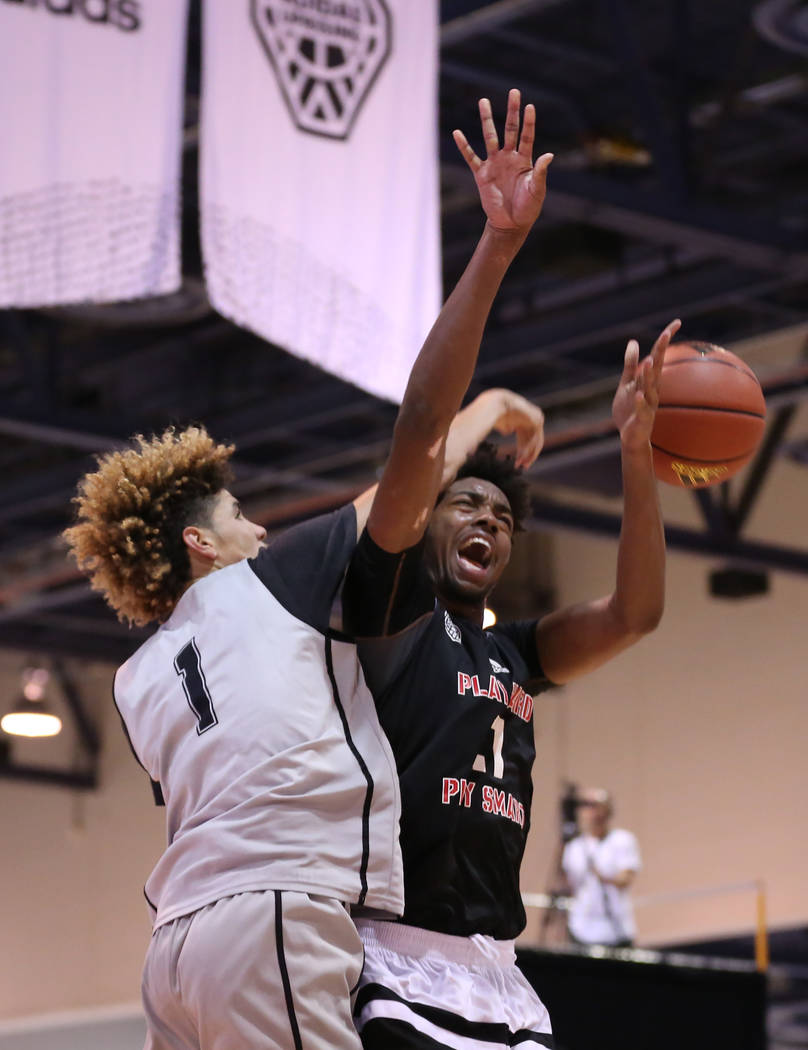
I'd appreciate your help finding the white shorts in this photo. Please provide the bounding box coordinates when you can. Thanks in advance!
[353,919,554,1049]
[142,890,364,1050]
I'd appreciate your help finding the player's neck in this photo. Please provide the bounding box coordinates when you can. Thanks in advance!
[439,594,485,628]
[187,551,220,584]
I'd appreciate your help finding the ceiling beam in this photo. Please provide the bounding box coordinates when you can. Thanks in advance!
[545,170,808,275]
[441,58,589,135]
[0,413,126,453]
[0,582,95,624]
[441,162,808,274]
[529,497,808,576]
[730,404,798,533]
[489,27,615,74]
[440,0,571,47]
[0,624,136,664]
[596,0,688,198]
[0,762,97,791]
[477,264,800,382]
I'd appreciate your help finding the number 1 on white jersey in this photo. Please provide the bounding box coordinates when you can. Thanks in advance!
[174,638,218,734]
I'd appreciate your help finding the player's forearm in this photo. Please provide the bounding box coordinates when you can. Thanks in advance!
[441,389,509,483]
[611,441,666,634]
[394,224,526,443]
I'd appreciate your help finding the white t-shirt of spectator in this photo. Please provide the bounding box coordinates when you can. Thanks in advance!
[562,829,641,945]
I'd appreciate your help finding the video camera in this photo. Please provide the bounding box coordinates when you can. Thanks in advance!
[559,781,582,842]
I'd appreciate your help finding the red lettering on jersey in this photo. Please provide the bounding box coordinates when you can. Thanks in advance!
[507,683,533,722]
[444,777,475,808]
[492,677,509,705]
[459,671,530,719]
[482,786,525,827]
[459,779,475,808]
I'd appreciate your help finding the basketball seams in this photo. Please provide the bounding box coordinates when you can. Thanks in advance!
[661,356,757,382]
[650,443,758,465]
[652,404,764,461]
[655,404,765,420]
[663,352,755,382]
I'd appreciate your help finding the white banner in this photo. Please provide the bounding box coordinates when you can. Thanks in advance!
[201,0,441,403]
[0,0,188,308]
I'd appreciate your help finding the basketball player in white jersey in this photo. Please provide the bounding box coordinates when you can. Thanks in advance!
[63,90,551,1050]
[342,91,681,1045]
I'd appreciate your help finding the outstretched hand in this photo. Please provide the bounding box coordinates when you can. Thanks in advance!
[612,319,682,452]
[441,388,545,489]
[453,88,553,234]
[489,390,545,470]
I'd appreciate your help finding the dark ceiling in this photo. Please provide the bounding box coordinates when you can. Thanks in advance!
[2,0,808,666]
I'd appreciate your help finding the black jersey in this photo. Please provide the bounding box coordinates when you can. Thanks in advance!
[344,529,552,939]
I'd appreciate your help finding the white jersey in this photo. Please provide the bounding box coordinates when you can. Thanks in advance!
[562,829,641,945]
[114,505,403,928]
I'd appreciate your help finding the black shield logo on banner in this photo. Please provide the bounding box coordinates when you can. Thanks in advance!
[251,1,392,141]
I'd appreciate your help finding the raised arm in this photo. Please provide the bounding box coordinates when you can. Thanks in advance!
[360,89,552,554]
[536,319,681,684]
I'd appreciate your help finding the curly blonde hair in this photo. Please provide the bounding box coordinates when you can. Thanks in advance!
[64,426,234,626]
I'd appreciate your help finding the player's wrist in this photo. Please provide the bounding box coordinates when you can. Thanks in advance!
[620,434,654,462]
[482,221,528,258]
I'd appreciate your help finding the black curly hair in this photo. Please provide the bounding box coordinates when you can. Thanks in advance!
[440,441,531,532]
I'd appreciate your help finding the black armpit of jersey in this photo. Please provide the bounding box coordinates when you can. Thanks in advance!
[249,504,357,636]
[343,527,433,638]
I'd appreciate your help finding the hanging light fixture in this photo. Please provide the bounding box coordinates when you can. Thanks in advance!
[1,668,62,738]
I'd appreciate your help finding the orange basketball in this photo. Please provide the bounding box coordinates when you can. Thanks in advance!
[651,342,766,488]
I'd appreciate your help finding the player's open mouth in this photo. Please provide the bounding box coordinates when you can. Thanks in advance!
[456,534,493,575]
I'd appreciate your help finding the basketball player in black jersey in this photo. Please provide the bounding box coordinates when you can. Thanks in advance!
[343,97,682,1050]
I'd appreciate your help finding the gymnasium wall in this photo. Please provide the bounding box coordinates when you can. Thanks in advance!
[1,381,806,1024]
[520,453,808,947]
[0,659,162,1020]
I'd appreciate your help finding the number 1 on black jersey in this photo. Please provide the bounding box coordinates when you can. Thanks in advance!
[473,715,505,778]
[174,638,218,734]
